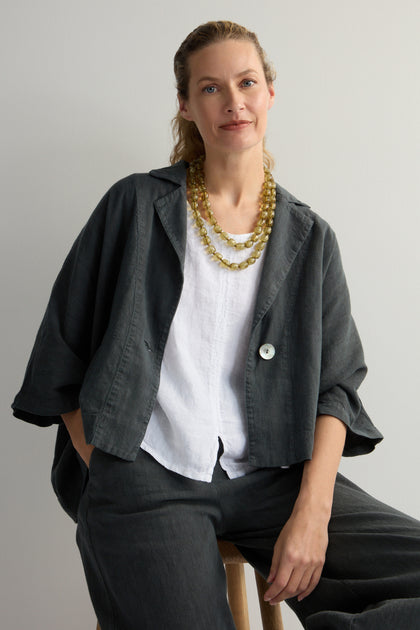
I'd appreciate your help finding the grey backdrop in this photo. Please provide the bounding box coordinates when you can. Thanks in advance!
[1,1,419,629]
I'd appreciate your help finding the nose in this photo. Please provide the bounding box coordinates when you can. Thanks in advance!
[225,87,245,113]
[226,103,245,113]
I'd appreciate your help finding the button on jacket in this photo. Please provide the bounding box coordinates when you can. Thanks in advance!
[259,344,276,360]
[11,160,383,520]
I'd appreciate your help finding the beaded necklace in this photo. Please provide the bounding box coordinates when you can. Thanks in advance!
[187,156,276,271]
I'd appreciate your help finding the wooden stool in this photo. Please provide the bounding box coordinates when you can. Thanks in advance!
[218,540,284,630]
[96,540,284,630]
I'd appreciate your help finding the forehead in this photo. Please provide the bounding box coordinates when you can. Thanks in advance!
[188,39,264,80]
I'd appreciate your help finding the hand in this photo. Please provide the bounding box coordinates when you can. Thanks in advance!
[61,408,95,468]
[78,443,95,469]
[264,503,329,604]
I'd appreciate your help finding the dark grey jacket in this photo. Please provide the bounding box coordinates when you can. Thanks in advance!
[12,160,383,520]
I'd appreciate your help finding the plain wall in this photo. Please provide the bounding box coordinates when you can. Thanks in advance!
[1,1,419,628]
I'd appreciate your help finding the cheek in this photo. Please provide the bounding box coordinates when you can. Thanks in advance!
[255,92,271,112]
[195,104,219,131]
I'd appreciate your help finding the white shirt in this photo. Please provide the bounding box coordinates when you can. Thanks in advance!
[140,204,266,481]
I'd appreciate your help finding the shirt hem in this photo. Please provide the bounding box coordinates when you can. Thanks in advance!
[140,441,215,482]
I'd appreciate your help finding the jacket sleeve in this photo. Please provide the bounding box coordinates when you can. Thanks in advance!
[11,178,136,427]
[317,227,383,455]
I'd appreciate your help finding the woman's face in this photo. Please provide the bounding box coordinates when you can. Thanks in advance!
[179,39,275,159]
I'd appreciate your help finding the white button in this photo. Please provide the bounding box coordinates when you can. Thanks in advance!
[259,343,275,360]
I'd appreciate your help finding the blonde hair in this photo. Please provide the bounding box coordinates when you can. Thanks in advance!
[170,20,276,169]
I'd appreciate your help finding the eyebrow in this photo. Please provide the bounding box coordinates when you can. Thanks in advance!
[196,69,258,85]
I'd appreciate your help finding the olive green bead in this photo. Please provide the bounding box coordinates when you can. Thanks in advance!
[187,155,276,272]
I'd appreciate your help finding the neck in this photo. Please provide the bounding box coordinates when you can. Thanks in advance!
[202,148,266,207]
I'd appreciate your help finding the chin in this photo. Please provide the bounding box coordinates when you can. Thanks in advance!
[222,139,264,154]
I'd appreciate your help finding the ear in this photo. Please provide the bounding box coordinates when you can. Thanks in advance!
[178,94,194,121]
[267,83,275,110]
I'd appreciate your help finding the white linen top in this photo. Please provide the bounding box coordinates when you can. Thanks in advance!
[140,203,266,481]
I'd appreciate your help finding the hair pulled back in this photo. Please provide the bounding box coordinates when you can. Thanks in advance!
[170,21,276,169]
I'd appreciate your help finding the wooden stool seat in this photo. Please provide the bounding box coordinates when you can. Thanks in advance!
[96,540,284,630]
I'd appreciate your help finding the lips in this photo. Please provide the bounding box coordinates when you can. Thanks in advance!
[220,120,252,131]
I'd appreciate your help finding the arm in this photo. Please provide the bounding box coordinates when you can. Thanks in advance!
[12,177,137,428]
[61,408,94,468]
[264,413,346,604]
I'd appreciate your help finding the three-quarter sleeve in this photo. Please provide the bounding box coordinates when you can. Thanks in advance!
[11,178,135,427]
[317,228,383,455]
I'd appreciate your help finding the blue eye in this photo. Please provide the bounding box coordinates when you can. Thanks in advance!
[203,85,217,94]
[242,79,255,87]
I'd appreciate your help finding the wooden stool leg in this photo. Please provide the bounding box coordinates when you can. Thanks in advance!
[225,563,251,630]
[96,624,100,630]
[254,570,285,630]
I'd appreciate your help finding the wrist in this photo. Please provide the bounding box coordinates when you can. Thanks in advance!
[293,487,333,522]
[61,408,87,449]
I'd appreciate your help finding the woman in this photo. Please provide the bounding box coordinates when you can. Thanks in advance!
[12,20,420,630]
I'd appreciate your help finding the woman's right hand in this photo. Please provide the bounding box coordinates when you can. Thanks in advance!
[61,408,95,468]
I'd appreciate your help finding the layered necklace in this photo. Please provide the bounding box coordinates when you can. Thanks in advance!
[187,156,276,271]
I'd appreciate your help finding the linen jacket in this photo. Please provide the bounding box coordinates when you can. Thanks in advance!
[12,160,383,521]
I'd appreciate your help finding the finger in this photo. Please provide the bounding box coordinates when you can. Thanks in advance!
[264,565,293,602]
[297,566,323,602]
[266,548,282,584]
[293,566,314,598]
[267,564,277,585]
[268,564,320,604]
[266,567,303,604]
[279,567,305,600]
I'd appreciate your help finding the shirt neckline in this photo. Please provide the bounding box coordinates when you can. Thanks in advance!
[186,200,253,240]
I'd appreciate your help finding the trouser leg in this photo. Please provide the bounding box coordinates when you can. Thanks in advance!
[76,448,235,630]
[300,473,420,629]
[76,448,420,630]
[218,468,420,629]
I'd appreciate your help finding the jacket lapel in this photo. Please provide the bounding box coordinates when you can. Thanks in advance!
[148,162,314,326]
[252,185,314,328]
[149,162,188,269]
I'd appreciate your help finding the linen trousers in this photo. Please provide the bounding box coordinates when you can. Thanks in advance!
[76,447,420,630]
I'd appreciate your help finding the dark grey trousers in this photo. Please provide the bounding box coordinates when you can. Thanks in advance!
[76,448,420,629]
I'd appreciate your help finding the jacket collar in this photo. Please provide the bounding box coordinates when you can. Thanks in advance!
[149,160,189,186]
[148,162,314,326]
